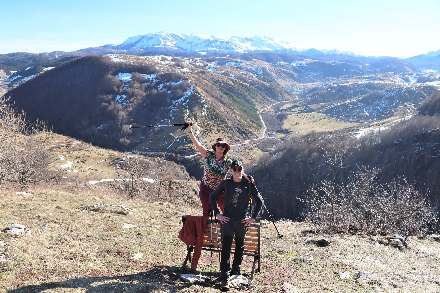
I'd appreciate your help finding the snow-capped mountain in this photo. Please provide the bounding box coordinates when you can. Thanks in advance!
[113,32,296,52]
[110,32,352,55]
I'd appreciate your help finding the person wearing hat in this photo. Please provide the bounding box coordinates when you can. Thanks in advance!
[209,160,263,291]
[186,123,234,217]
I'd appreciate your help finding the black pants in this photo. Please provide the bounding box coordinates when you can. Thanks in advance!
[220,219,247,275]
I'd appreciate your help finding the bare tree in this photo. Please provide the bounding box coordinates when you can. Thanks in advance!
[115,155,150,197]
[0,97,51,188]
[304,167,438,237]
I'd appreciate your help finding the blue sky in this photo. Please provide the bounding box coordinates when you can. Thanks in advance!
[1,0,439,57]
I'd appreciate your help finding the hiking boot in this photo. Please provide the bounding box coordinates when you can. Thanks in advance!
[221,274,229,291]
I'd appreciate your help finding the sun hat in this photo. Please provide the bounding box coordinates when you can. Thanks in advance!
[211,137,230,152]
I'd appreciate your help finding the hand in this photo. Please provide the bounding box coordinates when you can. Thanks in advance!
[241,217,255,227]
[180,121,192,131]
[216,214,230,224]
[244,174,255,184]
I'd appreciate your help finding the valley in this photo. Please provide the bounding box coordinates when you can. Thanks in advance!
[1,50,440,210]
[1,52,439,169]
[1,36,440,292]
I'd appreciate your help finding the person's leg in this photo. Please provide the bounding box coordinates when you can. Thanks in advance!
[199,183,213,217]
[231,221,247,274]
[220,222,234,290]
[220,222,234,274]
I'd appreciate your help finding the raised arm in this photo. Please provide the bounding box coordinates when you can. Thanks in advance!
[187,123,208,158]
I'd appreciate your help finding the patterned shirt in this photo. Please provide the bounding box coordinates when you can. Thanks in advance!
[201,151,233,189]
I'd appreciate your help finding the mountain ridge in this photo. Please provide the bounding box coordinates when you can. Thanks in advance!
[94,31,439,61]
[105,32,360,57]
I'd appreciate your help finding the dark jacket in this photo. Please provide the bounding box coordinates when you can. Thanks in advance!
[209,177,262,220]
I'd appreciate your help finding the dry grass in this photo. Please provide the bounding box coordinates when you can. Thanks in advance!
[45,133,122,182]
[1,181,440,293]
[0,131,439,293]
[0,183,201,292]
[282,111,358,137]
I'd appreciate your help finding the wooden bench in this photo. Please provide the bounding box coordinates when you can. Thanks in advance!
[180,216,261,280]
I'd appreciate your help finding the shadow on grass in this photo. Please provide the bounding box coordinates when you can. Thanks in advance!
[6,266,221,293]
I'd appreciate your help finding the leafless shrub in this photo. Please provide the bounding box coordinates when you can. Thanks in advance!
[374,177,438,236]
[114,155,151,197]
[304,167,438,237]
[0,97,51,188]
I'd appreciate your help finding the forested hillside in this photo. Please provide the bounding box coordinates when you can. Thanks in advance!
[253,91,440,220]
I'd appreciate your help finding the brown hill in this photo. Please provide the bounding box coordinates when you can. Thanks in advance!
[6,55,158,149]
[5,54,295,152]
[418,91,440,116]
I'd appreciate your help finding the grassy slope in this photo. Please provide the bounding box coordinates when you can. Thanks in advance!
[1,96,440,292]
[1,181,440,293]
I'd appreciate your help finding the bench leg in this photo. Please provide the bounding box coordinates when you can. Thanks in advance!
[257,254,260,273]
[249,255,259,281]
[179,246,194,275]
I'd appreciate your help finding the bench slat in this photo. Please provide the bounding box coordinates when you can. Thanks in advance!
[200,222,260,253]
